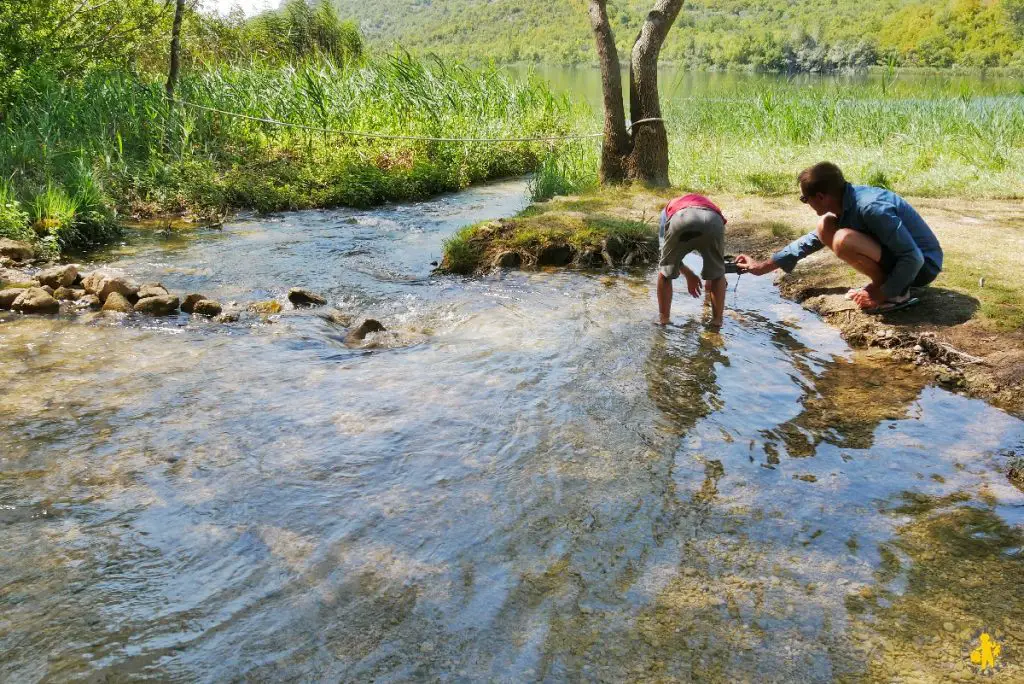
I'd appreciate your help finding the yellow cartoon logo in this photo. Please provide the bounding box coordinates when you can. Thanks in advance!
[967,629,1005,676]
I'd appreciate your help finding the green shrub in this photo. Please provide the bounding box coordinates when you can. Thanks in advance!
[0,182,31,242]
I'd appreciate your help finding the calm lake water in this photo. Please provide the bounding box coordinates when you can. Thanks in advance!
[2,179,1023,680]
[505,65,1024,114]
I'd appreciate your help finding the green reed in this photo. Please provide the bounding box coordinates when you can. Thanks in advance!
[0,54,588,254]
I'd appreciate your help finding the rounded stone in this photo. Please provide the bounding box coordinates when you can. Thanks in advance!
[35,264,78,288]
[133,295,180,316]
[12,287,60,314]
[101,291,133,313]
[192,299,222,317]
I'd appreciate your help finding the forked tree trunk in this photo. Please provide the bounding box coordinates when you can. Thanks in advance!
[588,0,683,186]
[165,0,186,102]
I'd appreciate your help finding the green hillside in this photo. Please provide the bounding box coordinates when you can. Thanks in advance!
[333,0,1024,70]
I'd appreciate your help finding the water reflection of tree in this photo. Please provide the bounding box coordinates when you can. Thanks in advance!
[761,353,927,458]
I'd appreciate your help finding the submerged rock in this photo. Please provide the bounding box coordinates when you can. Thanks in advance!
[320,309,352,326]
[191,299,222,317]
[36,264,78,288]
[345,318,386,344]
[0,288,27,310]
[13,287,60,314]
[215,310,240,323]
[537,244,574,267]
[288,287,327,307]
[133,294,180,316]
[248,300,282,315]
[137,283,169,299]
[102,291,133,313]
[0,239,34,263]
[181,293,206,314]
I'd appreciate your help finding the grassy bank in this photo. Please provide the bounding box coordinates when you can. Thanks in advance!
[0,55,587,256]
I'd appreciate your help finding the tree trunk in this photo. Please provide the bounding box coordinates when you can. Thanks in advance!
[588,0,683,187]
[165,0,186,102]
[588,0,629,184]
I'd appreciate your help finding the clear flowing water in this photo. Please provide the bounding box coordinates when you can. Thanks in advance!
[1,180,1023,681]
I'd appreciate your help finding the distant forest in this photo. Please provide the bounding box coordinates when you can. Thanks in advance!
[333,0,1024,71]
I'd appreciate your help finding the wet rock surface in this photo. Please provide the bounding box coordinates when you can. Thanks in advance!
[52,287,84,301]
[0,238,34,262]
[181,293,206,313]
[133,294,180,316]
[97,276,138,304]
[248,300,282,315]
[137,283,169,299]
[288,287,327,307]
[101,291,133,313]
[191,299,222,317]
[345,318,386,344]
[0,288,26,310]
[36,264,78,288]
[12,287,60,314]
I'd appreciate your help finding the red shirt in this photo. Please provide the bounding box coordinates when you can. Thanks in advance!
[664,194,727,224]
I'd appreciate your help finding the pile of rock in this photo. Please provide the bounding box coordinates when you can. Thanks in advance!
[1,240,382,337]
[0,257,227,321]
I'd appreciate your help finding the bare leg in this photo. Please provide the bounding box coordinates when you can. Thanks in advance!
[705,276,727,327]
[657,273,672,325]
[817,223,886,286]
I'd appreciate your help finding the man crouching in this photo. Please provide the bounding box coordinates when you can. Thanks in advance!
[736,162,943,313]
[657,193,728,328]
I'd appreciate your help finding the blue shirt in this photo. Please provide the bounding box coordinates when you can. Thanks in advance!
[772,184,943,298]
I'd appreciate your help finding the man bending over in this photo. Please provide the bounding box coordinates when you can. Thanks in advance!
[736,162,943,313]
[657,193,728,328]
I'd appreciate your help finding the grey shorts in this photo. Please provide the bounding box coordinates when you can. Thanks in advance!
[658,207,726,281]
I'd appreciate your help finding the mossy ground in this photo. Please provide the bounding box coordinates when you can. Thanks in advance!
[445,185,1024,414]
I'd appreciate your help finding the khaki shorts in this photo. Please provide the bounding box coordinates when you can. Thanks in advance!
[658,206,726,281]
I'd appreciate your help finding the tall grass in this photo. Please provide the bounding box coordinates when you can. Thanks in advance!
[0,54,589,255]
[664,80,1024,198]
[535,77,1024,200]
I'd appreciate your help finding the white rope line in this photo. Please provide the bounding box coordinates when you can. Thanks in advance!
[169,97,664,143]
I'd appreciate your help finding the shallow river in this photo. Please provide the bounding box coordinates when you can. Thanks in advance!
[2,180,1022,681]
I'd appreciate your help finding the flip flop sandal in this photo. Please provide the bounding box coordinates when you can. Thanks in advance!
[866,297,920,314]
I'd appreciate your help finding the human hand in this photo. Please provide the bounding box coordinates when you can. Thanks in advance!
[684,271,703,298]
[735,254,775,276]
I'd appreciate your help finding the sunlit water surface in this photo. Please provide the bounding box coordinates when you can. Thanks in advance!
[2,180,1022,682]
